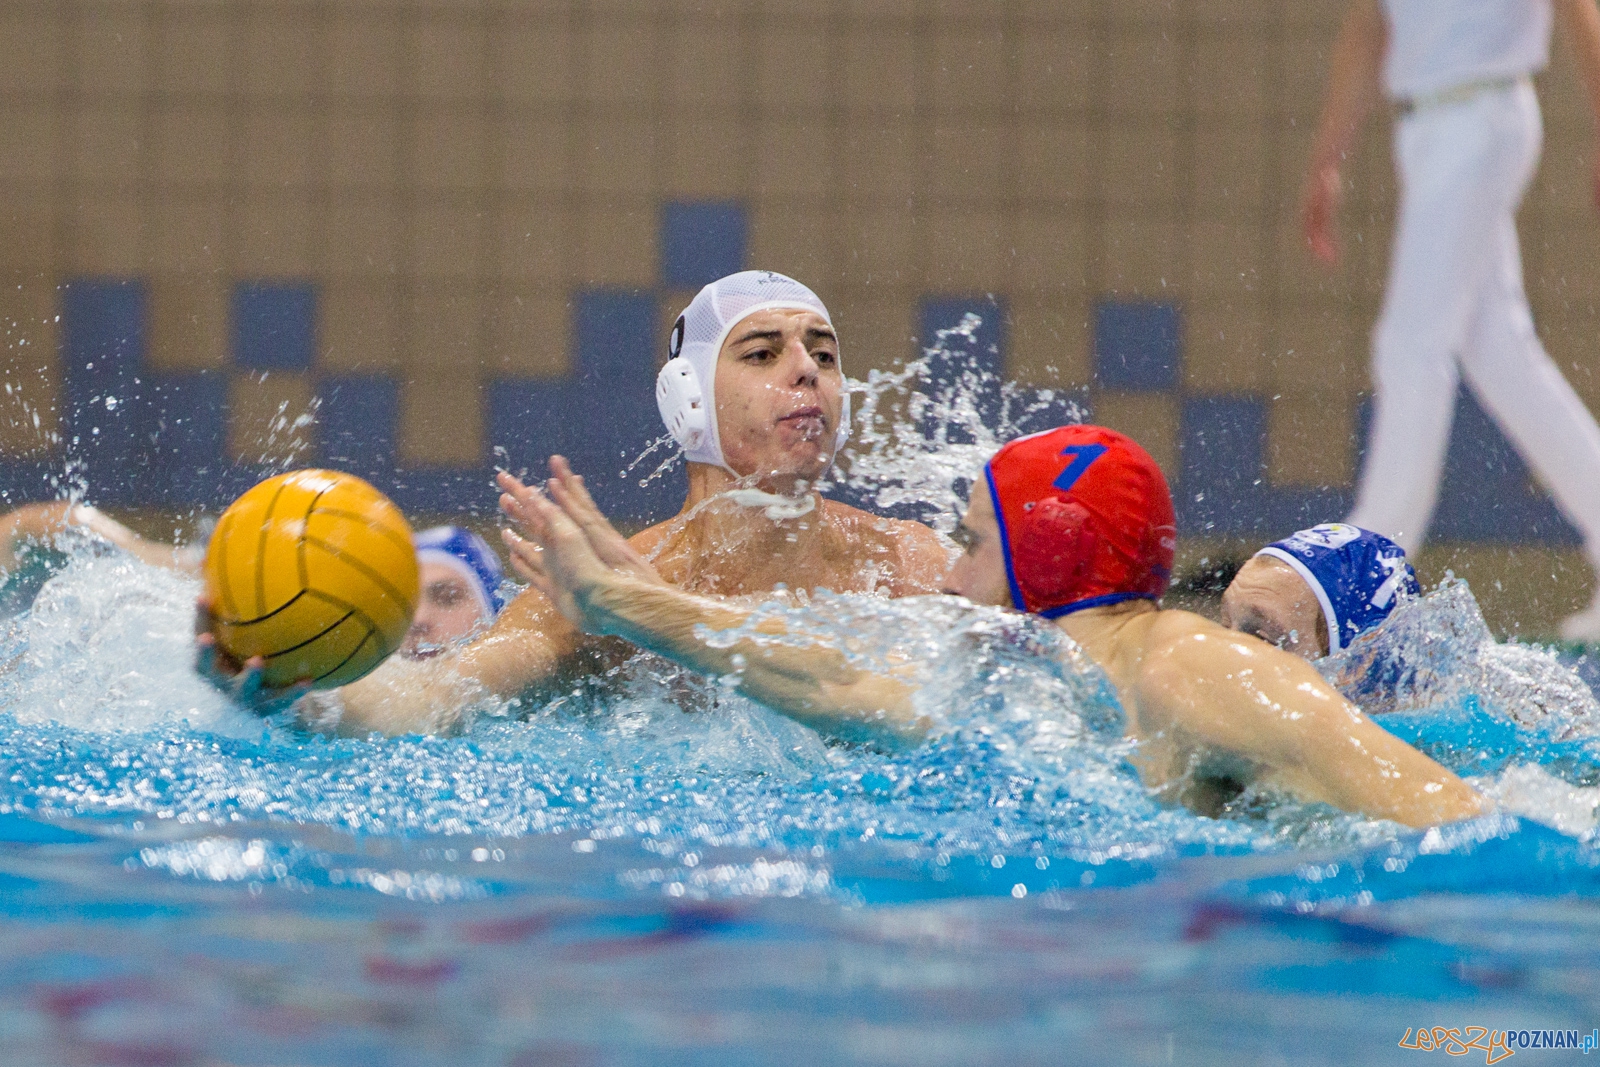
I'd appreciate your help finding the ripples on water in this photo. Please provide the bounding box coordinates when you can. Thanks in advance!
[4,331,1600,1062]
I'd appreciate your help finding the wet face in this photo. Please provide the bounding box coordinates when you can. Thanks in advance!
[941,482,1014,608]
[713,308,844,483]
[402,560,489,659]
[1220,555,1328,659]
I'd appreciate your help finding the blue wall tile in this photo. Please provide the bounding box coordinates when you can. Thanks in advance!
[1176,395,1267,536]
[139,372,229,507]
[1094,301,1181,392]
[61,279,147,504]
[317,376,400,482]
[660,201,747,290]
[233,282,316,372]
[1430,388,1578,544]
[918,296,1007,445]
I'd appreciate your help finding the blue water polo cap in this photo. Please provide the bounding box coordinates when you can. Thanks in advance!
[1254,523,1420,653]
[414,526,505,620]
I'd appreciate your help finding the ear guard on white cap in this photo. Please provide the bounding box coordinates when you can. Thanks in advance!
[657,356,709,453]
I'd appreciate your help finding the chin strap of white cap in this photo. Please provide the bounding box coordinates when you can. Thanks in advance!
[655,271,850,474]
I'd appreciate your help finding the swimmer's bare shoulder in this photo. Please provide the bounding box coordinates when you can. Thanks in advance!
[818,500,953,595]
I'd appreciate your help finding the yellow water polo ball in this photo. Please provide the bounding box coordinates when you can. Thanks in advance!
[203,469,420,690]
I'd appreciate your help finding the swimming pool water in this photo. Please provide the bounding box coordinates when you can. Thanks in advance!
[3,546,1600,1065]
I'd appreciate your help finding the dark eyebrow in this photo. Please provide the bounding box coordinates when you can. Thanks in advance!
[729,328,785,347]
[804,326,838,344]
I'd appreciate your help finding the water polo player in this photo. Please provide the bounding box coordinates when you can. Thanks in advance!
[403,526,506,658]
[208,270,950,734]
[1221,524,1420,659]
[501,425,1484,829]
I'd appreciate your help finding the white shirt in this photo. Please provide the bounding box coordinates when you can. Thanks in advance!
[1383,0,1551,100]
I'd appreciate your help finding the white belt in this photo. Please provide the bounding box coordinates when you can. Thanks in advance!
[1395,74,1529,117]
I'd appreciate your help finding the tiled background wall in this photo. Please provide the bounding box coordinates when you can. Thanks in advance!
[3,0,1600,615]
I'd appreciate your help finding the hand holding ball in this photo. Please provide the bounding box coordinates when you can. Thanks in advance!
[202,470,419,689]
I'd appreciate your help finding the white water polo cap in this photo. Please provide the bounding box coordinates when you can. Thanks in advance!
[656,270,851,471]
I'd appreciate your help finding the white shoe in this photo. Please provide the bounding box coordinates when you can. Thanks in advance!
[1560,600,1600,643]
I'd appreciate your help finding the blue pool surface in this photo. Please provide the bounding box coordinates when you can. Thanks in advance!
[2,544,1600,1066]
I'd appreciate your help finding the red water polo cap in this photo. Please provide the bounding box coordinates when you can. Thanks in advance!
[983,424,1176,618]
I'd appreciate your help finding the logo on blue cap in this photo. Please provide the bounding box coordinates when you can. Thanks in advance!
[1255,523,1420,653]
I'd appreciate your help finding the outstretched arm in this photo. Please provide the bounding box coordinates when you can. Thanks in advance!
[1134,621,1483,828]
[1302,0,1387,265]
[499,461,927,741]
[1,501,202,575]
[1557,0,1600,210]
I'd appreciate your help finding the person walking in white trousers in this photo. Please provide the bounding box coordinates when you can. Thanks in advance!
[1303,0,1600,639]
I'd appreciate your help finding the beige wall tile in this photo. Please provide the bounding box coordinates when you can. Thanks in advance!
[325,107,401,191]
[498,115,572,194]
[495,201,569,283]
[1188,32,1268,119]
[242,11,319,100]
[153,7,231,96]
[661,18,743,116]
[750,205,842,291]
[147,275,227,371]
[65,195,145,275]
[325,14,402,99]
[840,122,917,206]
[321,198,403,275]
[926,123,1006,203]
[410,109,489,193]
[835,208,920,291]
[403,285,483,372]
[232,191,314,277]
[1098,214,1181,296]
[0,106,58,187]
[1096,123,1178,209]
[410,204,486,279]
[411,15,488,102]
[241,107,316,189]
[1016,0,1093,25]
[1101,28,1182,118]
[1267,391,1355,488]
[0,8,66,94]
[573,199,655,287]
[400,374,485,467]
[757,25,831,118]
[146,195,226,273]
[0,276,61,455]
[1265,305,1362,394]
[229,372,318,465]
[1015,122,1092,206]
[750,120,835,200]
[1008,210,1090,294]
[842,0,918,23]
[1188,219,1263,299]
[930,27,1008,116]
[1091,391,1179,474]
[1184,304,1266,393]
[494,20,573,106]
[0,197,56,272]
[1016,31,1093,116]
[320,277,401,373]
[580,15,659,110]
[923,208,1007,292]
[1191,120,1266,211]
[828,287,915,377]
[660,112,748,199]
[484,289,571,378]
[575,116,657,197]
[1278,30,1336,125]
[151,106,229,189]
[1008,292,1092,389]
[841,26,917,119]
[1192,0,1275,31]
[72,107,144,188]
[75,9,148,97]
[1267,218,1354,306]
